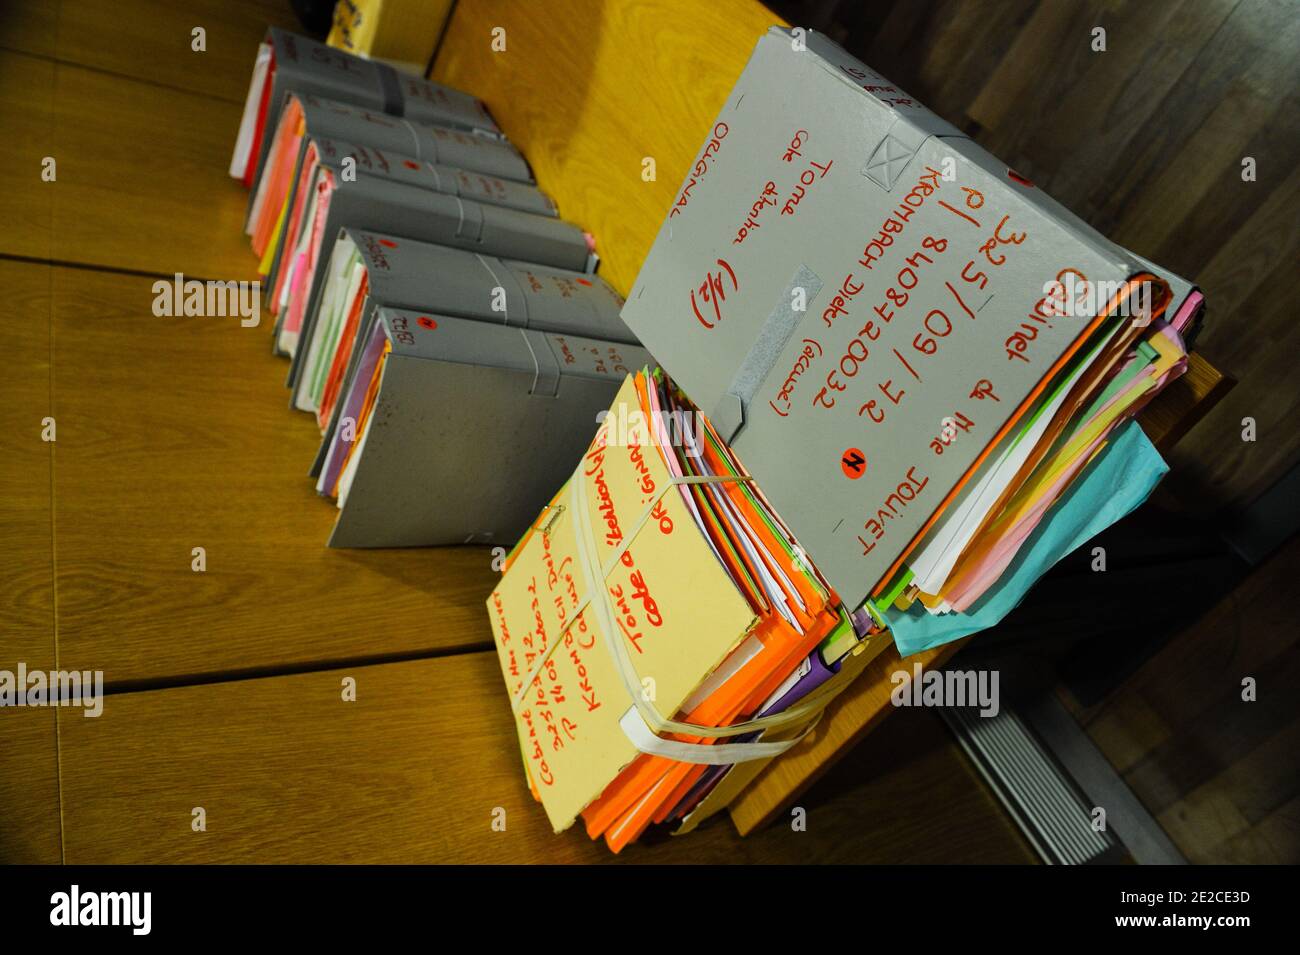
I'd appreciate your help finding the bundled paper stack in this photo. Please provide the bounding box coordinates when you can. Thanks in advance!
[227,29,649,549]
[486,27,1205,850]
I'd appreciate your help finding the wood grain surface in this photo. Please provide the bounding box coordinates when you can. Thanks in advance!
[0,259,62,863]
[45,262,498,684]
[57,651,1033,863]
[0,0,297,104]
[1083,534,1300,863]
[431,0,789,298]
[0,48,260,279]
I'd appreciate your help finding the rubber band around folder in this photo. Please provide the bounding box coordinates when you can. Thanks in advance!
[398,119,425,163]
[520,329,541,394]
[425,162,444,193]
[451,195,469,240]
[617,706,821,764]
[519,328,554,396]
[507,469,852,763]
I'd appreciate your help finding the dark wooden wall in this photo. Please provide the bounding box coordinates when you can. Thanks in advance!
[772,0,1300,517]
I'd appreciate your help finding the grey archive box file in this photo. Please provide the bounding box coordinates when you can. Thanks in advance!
[268,138,586,357]
[321,308,651,548]
[293,226,633,393]
[620,27,1181,610]
[296,228,639,479]
[320,139,558,217]
[233,27,501,188]
[291,93,529,183]
[248,94,532,225]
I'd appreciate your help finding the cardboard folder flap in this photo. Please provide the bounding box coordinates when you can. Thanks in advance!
[298,93,418,159]
[501,259,634,344]
[325,230,632,343]
[266,27,388,131]
[347,231,517,322]
[377,308,553,383]
[390,68,500,136]
[537,331,647,387]
[316,137,435,191]
[330,175,470,241]
[313,148,580,267]
[376,308,649,394]
[446,166,559,218]
[266,27,497,136]
[327,363,641,550]
[802,28,963,141]
[479,204,588,268]
[299,93,529,184]
[246,27,497,192]
[411,122,533,184]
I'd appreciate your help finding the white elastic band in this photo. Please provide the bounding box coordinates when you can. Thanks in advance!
[618,707,818,765]
[519,328,541,394]
[425,162,443,192]
[400,118,428,161]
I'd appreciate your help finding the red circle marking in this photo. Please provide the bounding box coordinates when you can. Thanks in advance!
[841,448,867,480]
[403,160,420,170]
[1007,168,1034,188]
[575,277,592,286]
[417,316,438,330]
[379,239,398,248]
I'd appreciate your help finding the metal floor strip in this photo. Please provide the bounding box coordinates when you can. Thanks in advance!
[942,704,1125,864]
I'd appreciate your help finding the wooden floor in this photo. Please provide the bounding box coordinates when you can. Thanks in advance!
[0,0,1035,864]
[1080,534,1300,864]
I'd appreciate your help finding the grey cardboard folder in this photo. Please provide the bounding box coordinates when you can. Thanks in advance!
[322,308,651,547]
[293,226,634,397]
[248,94,532,221]
[267,134,588,358]
[297,228,639,482]
[620,27,1173,611]
[319,138,558,218]
[234,27,502,188]
[284,93,529,183]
